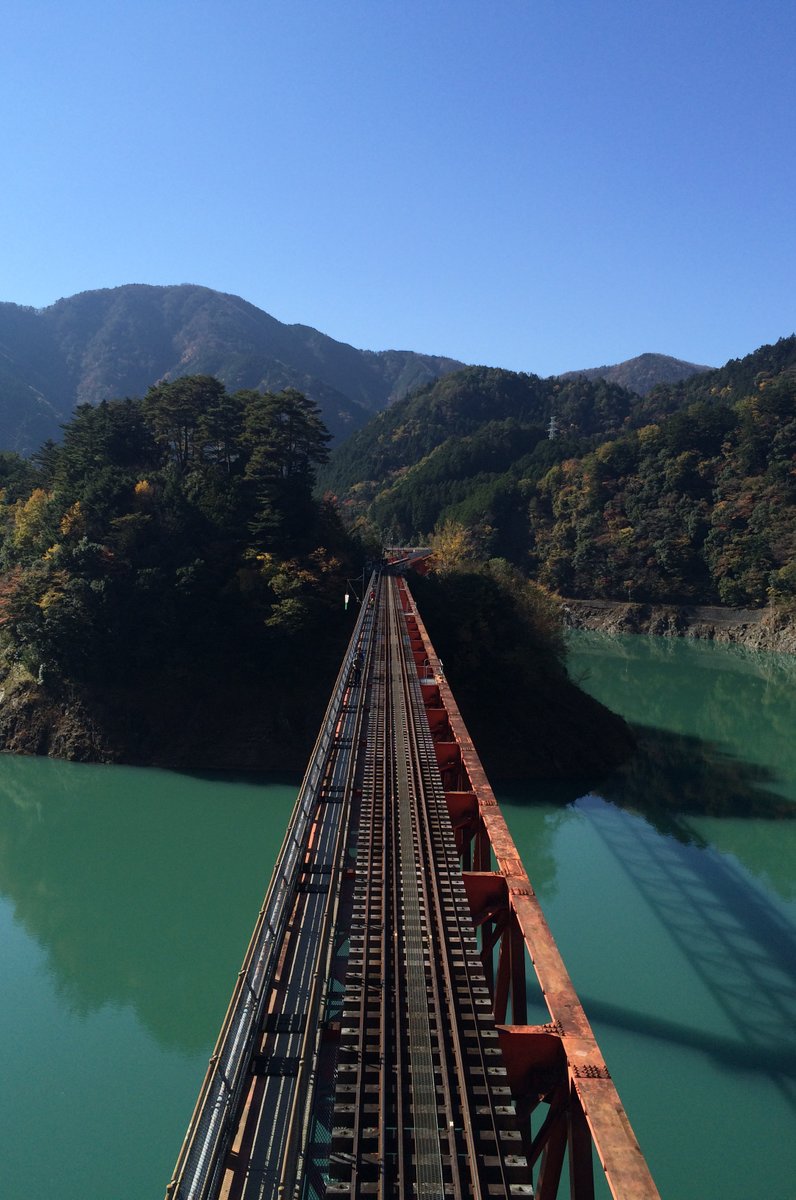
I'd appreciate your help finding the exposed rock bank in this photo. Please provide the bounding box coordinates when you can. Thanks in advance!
[562,599,796,653]
[0,673,114,762]
[0,668,330,771]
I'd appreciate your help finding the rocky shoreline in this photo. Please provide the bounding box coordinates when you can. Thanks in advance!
[562,598,796,653]
[0,668,329,770]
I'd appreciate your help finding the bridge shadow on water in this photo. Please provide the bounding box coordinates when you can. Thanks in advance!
[577,993,796,1080]
[570,721,796,1113]
[583,796,796,1114]
[598,722,795,845]
[504,721,796,1114]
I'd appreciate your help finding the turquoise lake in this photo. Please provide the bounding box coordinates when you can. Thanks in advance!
[0,631,793,1198]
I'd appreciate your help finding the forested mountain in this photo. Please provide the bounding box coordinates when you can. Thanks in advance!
[322,366,635,494]
[0,284,464,452]
[324,336,796,608]
[321,366,641,542]
[559,352,711,395]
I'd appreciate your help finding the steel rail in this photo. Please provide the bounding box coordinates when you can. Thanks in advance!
[385,623,408,1197]
[374,623,392,1198]
[276,611,373,1200]
[396,578,470,1190]
[388,589,448,1196]
[329,573,531,1197]
[392,581,487,1197]
[167,583,376,1200]
[334,574,389,1196]
[231,617,376,1200]
[391,576,528,1198]
[331,574,454,1196]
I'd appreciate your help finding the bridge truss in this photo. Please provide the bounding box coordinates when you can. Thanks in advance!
[168,571,659,1200]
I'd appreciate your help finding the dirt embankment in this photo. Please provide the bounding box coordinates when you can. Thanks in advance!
[562,599,796,653]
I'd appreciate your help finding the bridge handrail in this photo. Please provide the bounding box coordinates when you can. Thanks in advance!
[167,579,376,1200]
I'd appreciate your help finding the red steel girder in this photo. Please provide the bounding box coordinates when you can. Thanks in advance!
[400,577,660,1200]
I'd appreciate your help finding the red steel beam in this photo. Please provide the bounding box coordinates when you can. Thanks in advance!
[401,576,660,1200]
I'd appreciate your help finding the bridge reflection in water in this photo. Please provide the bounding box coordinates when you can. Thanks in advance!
[168,570,659,1200]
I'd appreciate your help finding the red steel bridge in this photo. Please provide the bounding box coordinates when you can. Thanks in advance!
[167,568,659,1200]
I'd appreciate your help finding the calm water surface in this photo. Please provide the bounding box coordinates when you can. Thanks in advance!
[0,632,794,1198]
[0,761,298,1198]
[498,632,796,1199]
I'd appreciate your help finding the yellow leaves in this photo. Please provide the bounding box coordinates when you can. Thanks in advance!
[12,489,53,552]
[244,546,337,603]
[428,519,478,574]
[60,501,85,538]
[38,588,62,611]
[308,546,342,576]
[14,488,49,528]
[134,479,154,499]
[37,570,68,611]
[270,561,315,597]
[595,441,616,465]
[636,423,661,446]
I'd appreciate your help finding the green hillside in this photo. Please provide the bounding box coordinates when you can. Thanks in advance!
[325,336,796,608]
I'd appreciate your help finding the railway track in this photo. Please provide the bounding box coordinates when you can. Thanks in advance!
[167,563,661,1199]
[326,575,531,1196]
[169,572,532,1199]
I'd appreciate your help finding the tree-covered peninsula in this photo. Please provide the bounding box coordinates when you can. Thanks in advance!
[0,378,359,767]
[0,374,634,778]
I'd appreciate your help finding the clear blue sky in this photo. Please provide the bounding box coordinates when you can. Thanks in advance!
[2,0,794,376]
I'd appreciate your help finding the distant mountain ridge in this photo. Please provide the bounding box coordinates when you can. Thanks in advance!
[0,284,465,453]
[559,352,712,395]
[0,282,714,455]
